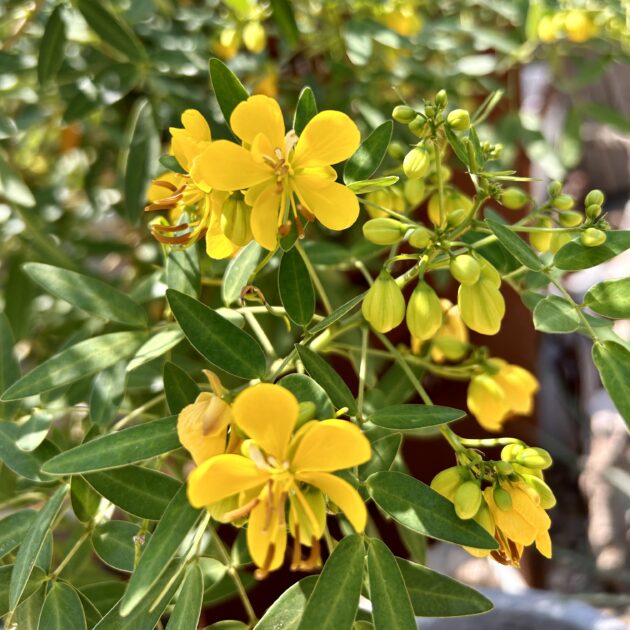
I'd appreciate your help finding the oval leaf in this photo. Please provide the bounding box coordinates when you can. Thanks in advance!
[279,247,315,326]
[165,563,204,630]
[344,121,392,185]
[0,510,36,560]
[0,314,20,420]
[278,373,334,419]
[92,520,148,572]
[70,475,100,523]
[554,230,630,271]
[0,565,47,618]
[486,219,542,271]
[39,581,87,630]
[0,423,58,482]
[584,278,630,319]
[592,341,630,429]
[209,58,249,125]
[166,248,200,299]
[293,87,317,135]
[368,405,465,430]
[90,361,127,426]
[167,289,266,379]
[164,362,200,414]
[270,0,299,48]
[38,5,66,85]
[41,416,179,475]
[359,433,401,480]
[533,295,580,333]
[366,471,497,549]
[255,576,317,630]
[222,241,262,306]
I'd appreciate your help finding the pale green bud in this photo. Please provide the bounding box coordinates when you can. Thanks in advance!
[581,227,607,247]
[388,141,407,160]
[363,218,407,245]
[450,255,481,286]
[515,447,553,470]
[548,180,563,197]
[500,187,528,210]
[559,210,583,227]
[408,226,432,249]
[403,147,430,179]
[584,189,604,207]
[553,194,575,210]
[447,109,471,131]
[406,281,443,341]
[454,481,482,519]
[362,272,406,333]
[501,443,524,462]
[493,486,513,512]
[435,89,448,108]
[392,105,416,124]
[409,115,426,137]
[522,474,557,509]
[585,204,602,221]
[431,465,467,500]
[446,207,468,227]
[404,179,425,205]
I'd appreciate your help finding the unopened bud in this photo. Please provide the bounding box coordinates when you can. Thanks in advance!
[392,105,416,124]
[523,474,557,509]
[493,486,513,511]
[454,481,482,519]
[431,466,467,500]
[408,226,432,249]
[547,180,563,197]
[450,255,481,286]
[404,179,425,205]
[515,447,553,470]
[549,231,574,254]
[553,194,574,210]
[432,337,469,362]
[388,141,407,160]
[495,461,513,475]
[408,115,426,137]
[529,218,553,252]
[447,109,471,131]
[362,271,406,333]
[581,227,606,247]
[559,210,582,227]
[500,187,528,210]
[406,281,443,341]
[501,443,524,462]
[446,207,468,227]
[403,147,430,179]
[435,89,448,108]
[242,21,266,54]
[425,104,435,118]
[363,218,406,245]
[585,204,602,221]
[584,189,605,207]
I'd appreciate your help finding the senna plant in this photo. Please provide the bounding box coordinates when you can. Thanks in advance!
[2,49,630,630]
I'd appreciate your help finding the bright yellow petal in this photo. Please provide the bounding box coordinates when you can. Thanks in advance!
[292,111,360,168]
[292,419,371,472]
[247,483,288,572]
[250,184,282,251]
[169,110,211,172]
[508,483,551,531]
[181,109,211,141]
[467,375,509,432]
[535,529,552,558]
[205,229,239,260]
[298,471,367,533]
[494,365,539,416]
[187,454,269,508]
[484,487,537,546]
[230,95,285,150]
[190,140,272,191]
[147,172,184,203]
[293,178,359,230]
[232,384,299,461]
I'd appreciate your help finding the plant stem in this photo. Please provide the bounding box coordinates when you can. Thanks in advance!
[113,393,165,430]
[243,311,276,359]
[51,529,91,578]
[357,328,369,422]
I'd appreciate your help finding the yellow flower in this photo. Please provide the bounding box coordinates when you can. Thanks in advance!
[417,299,469,362]
[467,359,539,431]
[564,10,598,43]
[186,384,371,577]
[192,95,361,251]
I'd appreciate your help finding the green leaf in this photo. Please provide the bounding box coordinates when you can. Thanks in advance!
[164,361,200,414]
[76,0,146,61]
[0,154,35,207]
[278,373,334,419]
[309,292,365,334]
[444,125,470,168]
[366,472,497,549]
[533,296,580,334]
[554,231,630,271]
[70,475,100,523]
[592,341,630,429]
[127,329,184,371]
[23,262,147,327]
[41,416,179,475]
[367,539,416,630]
[368,405,465,430]
[209,58,249,125]
[0,423,58,482]
[255,576,317,630]
[0,565,46,617]
[295,346,357,414]
[10,484,68,611]
[270,0,299,48]
[584,278,630,319]
[347,176,399,194]
[120,485,201,616]
[0,510,35,559]
[222,241,262,306]
[293,87,317,135]
[159,155,187,174]
[38,5,66,85]
[167,289,266,379]
[166,248,200,298]
[16,582,47,628]
[92,521,148,572]
[75,589,103,628]
[279,247,315,326]
[0,313,20,420]
[15,411,52,452]
[90,361,127,425]
[79,581,125,616]
[397,557,493,617]
[298,535,364,630]
[39,580,87,630]
[344,121,392,185]
[486,219,542,271]
[359,433,401,480]
[165,563,204,630]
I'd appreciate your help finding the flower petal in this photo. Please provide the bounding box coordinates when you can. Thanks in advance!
[230,95,285,150]
[495,365,539,416]
[251,184,282,251]
[293,178,359,231]
[458,279,505,336]
[169,109,212,171]
[180,109,211,141]
[191,140,272,191]
[187,454,269,508]
[292,111,360,168]
[292,419,371,473]
[147,172,184,203]
[247,484,288,572]
[467,375,509,432]
[298,471,367,533]
[535,529,552,558]
[232,384,299,461]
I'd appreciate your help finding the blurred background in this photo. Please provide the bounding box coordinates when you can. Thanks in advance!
[1,0,629,627]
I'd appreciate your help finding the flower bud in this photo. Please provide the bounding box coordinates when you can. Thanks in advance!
[392,105,416,124]
[553,194,575,210]
[431,466,467,500]
[522,474,557,509]
[432,337,469,362]
[454,481,482,519]
[450,255,481,286]
[427,189,473,227]
[404,179,425,205]
[408,115,426,137]
[425,104,435,119]
[365,188,405,219]
[221,197,253,246]
[581,227,607,247]
[495,460,513,475]
[435,89,448,108]
[585,204,602,220]
[549,231,574,254]
[403,147,430,179]
[565,10,598,42]
[362,271,406,333]
[500,187,528,210]
[388,141,407,160]
[406,281,443,341]
[584,189,605,207]
[501,443,524,461]
[242,21,266,54]
[530,218,553,252]
[447,109,471,131]
[515,447,552,470]
[493,486,513,511]
[446,207,467,227]
[458,277,505,336]
[363,218,407,245]
[558,210,582,227]
[547,180,563,197]
[408,226,432,249]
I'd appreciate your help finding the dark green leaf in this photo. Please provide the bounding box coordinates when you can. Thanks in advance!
[41,416,179,475]
[592,341,630,429]
[309,293,365,334]
[293,87,317,135]
[15,411,52,452]
[298,535,364,630]
[368,405,465,430]
[255,576,317,630]
[75,588,103,627]
[39,580,87,630]
[16,582,46,628]
[367,539,416,630]
[77,0,146,61]
[166,248,201,298]
[270,0,299,48]
[209,58,249,125]
[159,155,186,174]
[91,520,148,572]
[584,278,630,319]
[278,373,334,419]
[164,361,200,414]
[84,466,180,520]
[359,433,401,480]
[279,247,315,326]
[2,332,146,401]
[0,565,46,617]
[444,125,470,168]
[554,231,630,271]
[344,121,392,185]
[486,220,542,271]
[90,362,127,425]
[166,563,204,630]
[0,423,58,482]
[295,346,356,414]
[222,241,262,305]
[10,485,68,610]
[38,5,66,85]
[167,289,266,379]
[120,485,201,616]
[0,510,35,559]
[533,296,580,333]
[367,472,497,549]
[79,582,126,616]
[397,557,493,616]
[70,475,100,523]
[0,313,20,420]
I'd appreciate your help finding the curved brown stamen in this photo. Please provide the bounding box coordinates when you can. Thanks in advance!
[254,543,276,580]
[222,497,260,522]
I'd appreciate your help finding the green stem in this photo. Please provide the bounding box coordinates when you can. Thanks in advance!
[243,311,276,359]
[51,529,91,578]
[357,328,369,423]
[432,140,445,227]
[112,393,165,430]
[248,247,277,283]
